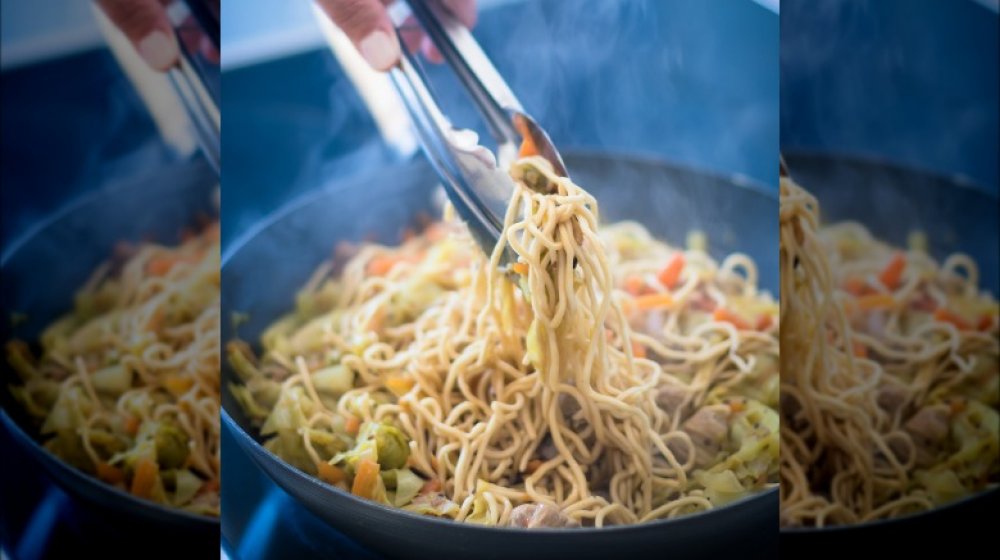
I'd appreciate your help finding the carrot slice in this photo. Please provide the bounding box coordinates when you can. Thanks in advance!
[631,341,647,359]
[977,314,995,332]
[857,294,896,310]
[130,458,159,499]
[755,314,774,331]
[934,308,972,330]
[634,293,674,311]
[519,134,539,158]
[879,253,906,290]
[367,255,401,277]
[843,277,871,296]
[852,340,868,358]
[351,458,380,500]
[624,276,646,296]
[97,462,125,485]
[511,262,529,276]
[386,375,415,397]
[713,308,750,330]
[318,462,346,484]
[950,399,967,415]
[420,478,442,494]
[657,253,685,289]
[123,414,140,436]
[344,415,361,436]
[163,375,194,398]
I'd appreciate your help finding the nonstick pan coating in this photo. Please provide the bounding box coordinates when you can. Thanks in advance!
[780,152,1000,557]
[222,151,779,560]
[1,158,220,547]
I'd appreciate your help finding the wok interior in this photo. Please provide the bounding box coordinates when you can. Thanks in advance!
[780,152,1000,533]
[222,151,779,476]
[0,160,217,519]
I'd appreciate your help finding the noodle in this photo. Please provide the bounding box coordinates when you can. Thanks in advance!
[7,224,221,516]
[230,157,779,527]
[779,173,999,527]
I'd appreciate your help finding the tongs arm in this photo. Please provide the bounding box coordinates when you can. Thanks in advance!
[405,0,568,176]
[388,42,516,265]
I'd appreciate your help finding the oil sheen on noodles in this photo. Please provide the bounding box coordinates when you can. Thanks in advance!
[7,225,221,515]
[779,175,999,527]
[230,156,778,527]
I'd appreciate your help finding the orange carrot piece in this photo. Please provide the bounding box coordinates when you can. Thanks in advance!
[977,314,995,332]
[852,340,868,358]
[163,375,194,398]
[512,262,529,276]
[713,308,750,330]
[97,462,125,485]
[420,478,442,494]
[519,135,539,158]
[525,459,543,474]
[624,276,646,296]
[318,462,346,484]
[843,277,871,296]
[367,255,400,277]
[344,416,361,436]
[386,375,415,397]
[198,478,220,495]
[756,314,774,331]
[130,458,159,499]
[634,293,674,311]
[351,458,380,499]
[729,400,746,414]
[950,398,967,415]
[857,294,896,310]
[934,308,972,330]
[631,341,647,359]
[879,253,906,290]
[657,253,685,289]
[123,414,140,436]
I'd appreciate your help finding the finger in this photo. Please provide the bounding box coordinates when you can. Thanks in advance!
[316,0,401,71]
[419,0,476,63]
[441,0,477,29]
[96,0,179,71]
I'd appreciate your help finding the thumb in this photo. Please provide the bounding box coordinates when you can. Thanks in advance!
[316,0,401,71]
[96,0,179,71]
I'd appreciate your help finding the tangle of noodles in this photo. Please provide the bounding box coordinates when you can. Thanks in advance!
[230,157,779,527]
[779,173,999,528]
[7,224,221,516]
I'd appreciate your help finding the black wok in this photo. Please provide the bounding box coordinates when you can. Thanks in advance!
[0,158,220,554]
[780,152,1000,556]
[222,151,779,560]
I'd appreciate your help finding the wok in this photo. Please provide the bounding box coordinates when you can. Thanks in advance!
[0,158,220,554]
[222,151,779,560]
[780,152,1000,556]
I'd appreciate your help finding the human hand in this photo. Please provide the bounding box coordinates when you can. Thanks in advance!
[95,0,219,71]
[314,0,477,71]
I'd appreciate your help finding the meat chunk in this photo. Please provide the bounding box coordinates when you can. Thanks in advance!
[656,385,691,417]
[877,384,908,415]
[508,503,579,528]
[669,407,730,467]
[904,407,950,467]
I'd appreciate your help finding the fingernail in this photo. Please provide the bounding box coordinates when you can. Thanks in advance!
[137,30,179,71]
[359,30,400,71]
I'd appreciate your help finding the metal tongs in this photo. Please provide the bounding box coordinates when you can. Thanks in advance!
[165,0,221,175]
[388,0,568,268]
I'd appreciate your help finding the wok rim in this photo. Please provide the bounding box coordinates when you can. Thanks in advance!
[0,161,220,528]
[221,149,780,537]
